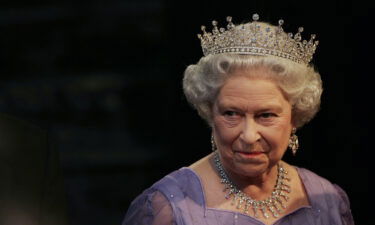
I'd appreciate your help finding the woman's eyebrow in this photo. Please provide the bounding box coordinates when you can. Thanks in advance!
[255,105,283,113]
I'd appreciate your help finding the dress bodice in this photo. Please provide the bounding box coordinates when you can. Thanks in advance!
[123,167,354,225]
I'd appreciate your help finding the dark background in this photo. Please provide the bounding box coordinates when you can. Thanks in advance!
[0,0,370,225]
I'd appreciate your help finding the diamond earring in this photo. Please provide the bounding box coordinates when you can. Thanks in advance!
[288,128,299,156]
[211,134,217,152]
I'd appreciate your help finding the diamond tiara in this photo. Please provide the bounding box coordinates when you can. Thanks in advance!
[197,13,319,65]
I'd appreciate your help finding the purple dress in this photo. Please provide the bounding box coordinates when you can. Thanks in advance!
[123,167,354,225]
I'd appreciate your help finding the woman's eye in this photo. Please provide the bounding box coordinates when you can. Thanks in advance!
[223,111,238,117]
[259,113,277,118]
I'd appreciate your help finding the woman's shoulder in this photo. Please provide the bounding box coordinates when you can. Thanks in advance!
[294,166,342,193]
[295,166,332,184]
[122,167,204,225]
[294,166,354,224]
[151,167,202,194]
[282,162,338,193]
[129,167,204,207]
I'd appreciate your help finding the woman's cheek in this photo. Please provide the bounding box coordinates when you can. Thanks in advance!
[216,124,241,146]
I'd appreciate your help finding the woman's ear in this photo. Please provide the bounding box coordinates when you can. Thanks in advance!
[290,107,298,129]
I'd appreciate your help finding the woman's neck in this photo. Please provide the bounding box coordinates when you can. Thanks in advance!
[214,157,280,201]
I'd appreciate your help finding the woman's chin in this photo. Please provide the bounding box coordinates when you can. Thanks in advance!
[221,151,273,177]
[233,161,270,178]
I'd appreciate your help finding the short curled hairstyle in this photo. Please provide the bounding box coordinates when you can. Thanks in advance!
[182,53,323,128]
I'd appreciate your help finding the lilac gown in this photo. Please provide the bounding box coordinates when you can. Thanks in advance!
[122,167,354,225]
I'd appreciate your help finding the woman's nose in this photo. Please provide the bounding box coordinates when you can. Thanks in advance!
[239,118,261,144]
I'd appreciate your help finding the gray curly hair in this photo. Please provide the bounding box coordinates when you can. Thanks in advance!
[182,53,323,128]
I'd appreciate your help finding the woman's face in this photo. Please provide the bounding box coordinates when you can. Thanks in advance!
[212,69,293,178]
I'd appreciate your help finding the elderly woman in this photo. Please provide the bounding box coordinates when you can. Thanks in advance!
[123,14,354,225]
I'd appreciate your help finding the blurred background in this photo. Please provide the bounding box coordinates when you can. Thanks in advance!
[0,0,370,224]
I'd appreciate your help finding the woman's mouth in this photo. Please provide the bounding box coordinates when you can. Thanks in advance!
[235,151,264,158]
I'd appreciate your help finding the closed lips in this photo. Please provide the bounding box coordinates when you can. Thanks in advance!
[235,151,264,154]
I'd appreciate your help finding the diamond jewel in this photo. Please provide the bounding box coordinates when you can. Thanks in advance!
[252,13,259,21]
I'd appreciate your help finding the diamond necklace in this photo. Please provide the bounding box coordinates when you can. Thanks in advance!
[213,151,291,219]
